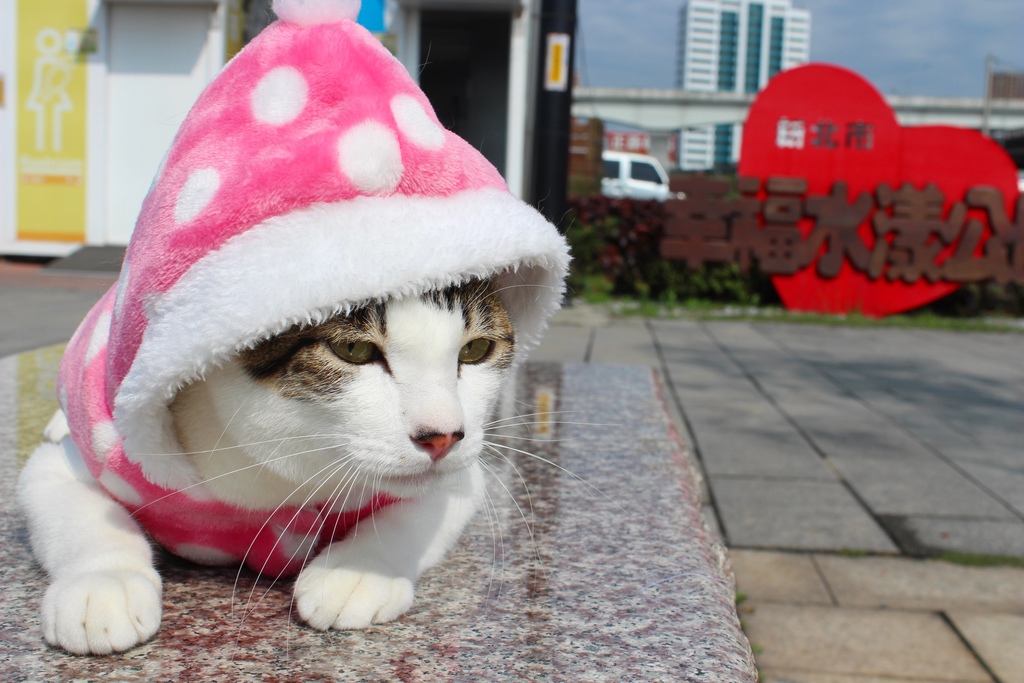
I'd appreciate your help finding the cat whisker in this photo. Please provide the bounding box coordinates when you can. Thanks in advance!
[479,445,539,567]
[482,439,626,515]
[131,440,360,514]
[234,457,375,652]
[482,410,582,428]
[476,459,508,599]
[482,432,584,445]
[132,432,363,458]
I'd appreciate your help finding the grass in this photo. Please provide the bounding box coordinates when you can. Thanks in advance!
[936,552,1024,568]
[572,294,1024,333]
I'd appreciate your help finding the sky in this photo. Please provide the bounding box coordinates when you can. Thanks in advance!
[576,0,1024,99]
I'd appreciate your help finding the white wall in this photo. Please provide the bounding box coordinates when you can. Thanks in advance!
[104,2,222,244]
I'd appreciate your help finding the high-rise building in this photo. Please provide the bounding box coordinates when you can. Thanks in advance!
[676,0,810,171]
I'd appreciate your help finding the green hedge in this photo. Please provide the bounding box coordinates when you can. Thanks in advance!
[565,195,1023,317]
[565,196,777,306]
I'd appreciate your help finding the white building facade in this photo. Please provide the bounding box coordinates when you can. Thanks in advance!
[676,0,810,171]
[0,0,541,256]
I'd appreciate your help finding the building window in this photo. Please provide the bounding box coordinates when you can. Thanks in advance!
[744,3,764,93]
[717,10,738,91]
[768,16,784,78]
[714,123,733,167]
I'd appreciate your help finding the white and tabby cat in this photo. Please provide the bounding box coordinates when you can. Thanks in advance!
[18,278,517,654]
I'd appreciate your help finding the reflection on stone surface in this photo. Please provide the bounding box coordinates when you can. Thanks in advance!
[0,351,755,682]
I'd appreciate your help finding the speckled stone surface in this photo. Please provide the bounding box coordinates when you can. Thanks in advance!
[0,350,755,682]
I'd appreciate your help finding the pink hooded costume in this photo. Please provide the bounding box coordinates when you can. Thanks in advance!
[55,0,569,579]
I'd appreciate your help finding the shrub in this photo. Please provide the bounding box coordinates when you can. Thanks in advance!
[565,196,776,306]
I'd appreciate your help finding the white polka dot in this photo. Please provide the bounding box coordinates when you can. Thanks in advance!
[85,312,111,364]
[337,121,404,195]
[98,470,144,507]
[175,544,238,566]
[252,66,308,125]
[91,420,120,459]
[174,168,220,224]
[114,261,130,316]
[391,94,445,150]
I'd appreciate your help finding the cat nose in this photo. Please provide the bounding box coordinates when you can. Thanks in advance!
[411,430,465,462]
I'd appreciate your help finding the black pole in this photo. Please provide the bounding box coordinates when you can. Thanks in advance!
[531,0,578,232]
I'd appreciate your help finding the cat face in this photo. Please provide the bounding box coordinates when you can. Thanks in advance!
[172,279,515,504]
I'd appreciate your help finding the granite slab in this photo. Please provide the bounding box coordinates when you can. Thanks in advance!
[0,350,756,682]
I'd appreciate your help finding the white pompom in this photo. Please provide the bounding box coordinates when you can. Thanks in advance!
[273,0,361,26]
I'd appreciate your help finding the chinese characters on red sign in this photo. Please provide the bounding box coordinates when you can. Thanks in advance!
[731,63,1021,316]
[776,118,876,151]
[661,176,1024,285]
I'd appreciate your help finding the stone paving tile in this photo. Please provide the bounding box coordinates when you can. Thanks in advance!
[743,604,993,682]
[882,515,1024,557]
[701,323,1015,521]
[947,612,1024,683]
[528,324,591,363]
[760,670,990,683]
[757,324,1024,518]
[588,320,658,365]
[684,407,836,480]
[814,555,1024,613]
[766,399,1011,519]
[730,550,833,605]
[712,478,897,552]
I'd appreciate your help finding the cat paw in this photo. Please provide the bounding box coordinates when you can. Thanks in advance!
[42,569,162,655]
[294,564,414,631]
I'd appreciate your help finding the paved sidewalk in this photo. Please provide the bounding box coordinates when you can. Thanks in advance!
[533,308,1024,683]
[2,261,1022,682]
[0,260,116,357]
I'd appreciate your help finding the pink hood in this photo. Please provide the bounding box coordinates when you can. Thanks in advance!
[55,0,569,576]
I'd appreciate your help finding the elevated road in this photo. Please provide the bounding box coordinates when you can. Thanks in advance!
[572,87,1024,132]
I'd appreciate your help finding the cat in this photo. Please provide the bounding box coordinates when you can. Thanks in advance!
[17,277,517,655]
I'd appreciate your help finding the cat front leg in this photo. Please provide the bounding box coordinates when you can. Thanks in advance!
[294,463,483,630]
[17,440,162,655]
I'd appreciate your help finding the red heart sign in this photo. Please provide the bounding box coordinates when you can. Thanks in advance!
[738,64,1020,316]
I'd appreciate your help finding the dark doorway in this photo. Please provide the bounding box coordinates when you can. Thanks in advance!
[419,11,511,174]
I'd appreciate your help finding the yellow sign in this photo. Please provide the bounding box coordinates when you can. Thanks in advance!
[544,33,570,92]
[225,0,245,62]
[16,0,89,242]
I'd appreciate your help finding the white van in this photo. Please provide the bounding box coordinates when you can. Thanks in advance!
[601,151,674,201]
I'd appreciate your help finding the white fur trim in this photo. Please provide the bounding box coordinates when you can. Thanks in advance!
[252,66,309,125]
[175,168,221,225]
[338,121,404,195]
[391,95,445,150]
[273,0,361,26]
[114,188,568,489]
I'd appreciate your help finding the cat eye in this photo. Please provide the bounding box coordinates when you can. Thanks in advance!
[459,338,493,364]
[329,340,381,364]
